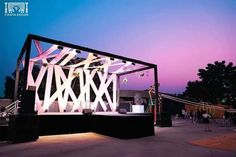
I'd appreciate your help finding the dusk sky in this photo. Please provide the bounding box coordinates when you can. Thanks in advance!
[1,0,236,97]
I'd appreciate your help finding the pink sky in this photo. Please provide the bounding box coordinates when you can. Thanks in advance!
[1,0,236,96]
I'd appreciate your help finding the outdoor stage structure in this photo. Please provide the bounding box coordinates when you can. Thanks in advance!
[9,34,159,142]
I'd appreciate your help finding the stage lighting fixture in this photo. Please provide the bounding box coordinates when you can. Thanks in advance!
[122,77,128,83]
[138,73,145,78]
[42,63,47,67]
[110,57,114,60]
[93,54,98,57]
[57,45,63,49]
[76,49,81,53]
[73,72,80,77]
[122,60,126,63]
[118,108,127,114]
[132,62,136,65]
[82,109,93,115]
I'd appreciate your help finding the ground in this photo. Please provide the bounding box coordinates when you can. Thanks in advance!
[0,119,235,157]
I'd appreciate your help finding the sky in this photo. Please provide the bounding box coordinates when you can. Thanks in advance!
[0,0,236,97]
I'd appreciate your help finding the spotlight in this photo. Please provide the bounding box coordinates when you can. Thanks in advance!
[73,72,80,77]
[93,54,98,57]
[138,73,145,78]
[110,57,115,61]
[122,60,126,63]
[57,45,63,49]
[76,49,81,53]
[132,62,136,65]
[42,63,47,67]
[82,109,93,115]
[122,77,128,83]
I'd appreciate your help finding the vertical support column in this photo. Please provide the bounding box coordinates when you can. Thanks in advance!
[154,65,159,125]
[116,76,120,112]
[22,38,32,92]
[14,36,31,101]
[112,74,117,111]
[13,60,20,101]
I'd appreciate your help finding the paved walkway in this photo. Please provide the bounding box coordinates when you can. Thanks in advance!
[0,119,235,157]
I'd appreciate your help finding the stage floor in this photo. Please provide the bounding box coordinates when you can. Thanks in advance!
[38,111,149,116]
[4,112,154,142]
[38,112,154,139]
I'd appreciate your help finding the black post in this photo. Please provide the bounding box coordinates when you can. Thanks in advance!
[154,66,159,125]
[13,60,20,101]
[22,37,32,92]
[14,35,30,101]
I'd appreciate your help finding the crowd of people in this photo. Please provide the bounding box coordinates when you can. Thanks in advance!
[174,108,212,132]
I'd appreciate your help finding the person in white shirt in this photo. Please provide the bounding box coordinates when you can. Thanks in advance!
[202,110,211,132]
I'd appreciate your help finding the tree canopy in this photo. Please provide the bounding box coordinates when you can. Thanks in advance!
[184,61,236,108]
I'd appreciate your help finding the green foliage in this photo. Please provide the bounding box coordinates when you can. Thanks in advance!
[4,76,15,99]
[184,61,236,108]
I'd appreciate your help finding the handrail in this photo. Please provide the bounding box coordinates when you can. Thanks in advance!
[160,94,227,114]
[4,100,20,115]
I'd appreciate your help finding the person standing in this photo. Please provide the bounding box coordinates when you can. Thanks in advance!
[196,109,201,123]
[190,110,194,123]
[202,110,211,132]
[182,108,186,119]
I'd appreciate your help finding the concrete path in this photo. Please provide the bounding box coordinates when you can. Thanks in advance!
[0,119,235,157]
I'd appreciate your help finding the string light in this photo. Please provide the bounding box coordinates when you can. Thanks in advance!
[138,73,145,78]
[122,77,128,83]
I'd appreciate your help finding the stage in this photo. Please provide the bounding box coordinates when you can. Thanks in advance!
[38,112,154,139]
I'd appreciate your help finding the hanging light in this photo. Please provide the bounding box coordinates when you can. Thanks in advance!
[122,77,128,83]
[75,49,81,53]
[138,72,145,78]
[73,72,80,77]
[57,45,63,49]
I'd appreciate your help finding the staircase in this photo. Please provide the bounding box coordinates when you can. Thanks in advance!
[0,100,20,141]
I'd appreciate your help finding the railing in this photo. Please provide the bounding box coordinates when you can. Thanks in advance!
[4,100,20,116]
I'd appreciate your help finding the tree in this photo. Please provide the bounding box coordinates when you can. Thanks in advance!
[184,61,236,108]
[4,76,15,99]
[4,66,40,99]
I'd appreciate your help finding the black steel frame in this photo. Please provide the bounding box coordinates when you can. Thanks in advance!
[14,34,160,114]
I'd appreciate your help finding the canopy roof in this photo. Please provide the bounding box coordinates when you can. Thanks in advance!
[18,34,156,76]
[15,34,158,102]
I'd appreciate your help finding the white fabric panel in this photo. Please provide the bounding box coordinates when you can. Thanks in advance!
[27,42,121,113]
[33,40,43,54]
[43,65,54,110]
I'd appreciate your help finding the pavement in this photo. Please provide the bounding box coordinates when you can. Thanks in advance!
[0,119,236,157]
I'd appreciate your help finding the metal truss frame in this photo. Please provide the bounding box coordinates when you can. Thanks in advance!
[14,34,159,114]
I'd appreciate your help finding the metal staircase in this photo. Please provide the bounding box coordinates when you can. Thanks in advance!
[0,100,20,124]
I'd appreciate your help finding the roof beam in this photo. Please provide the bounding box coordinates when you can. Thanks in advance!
[118,66,154,76]
[28,34,156,68]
